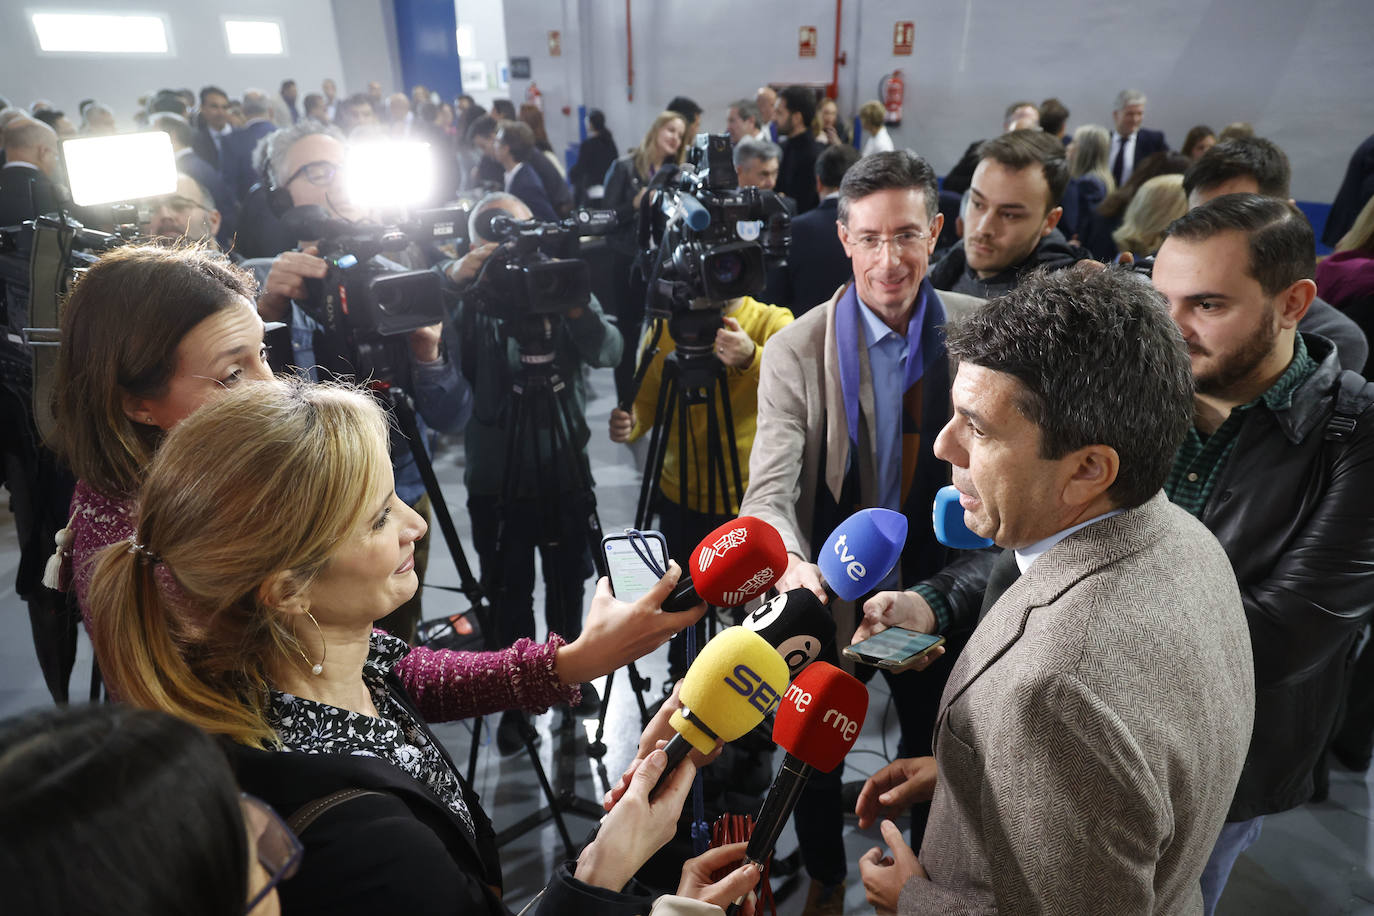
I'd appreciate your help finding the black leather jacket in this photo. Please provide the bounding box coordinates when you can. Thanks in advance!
[926,335,1374,820]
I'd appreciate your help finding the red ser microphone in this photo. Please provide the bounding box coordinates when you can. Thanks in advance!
[662,516,787,612]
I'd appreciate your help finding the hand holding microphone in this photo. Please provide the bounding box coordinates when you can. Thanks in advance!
[775,507,910,604]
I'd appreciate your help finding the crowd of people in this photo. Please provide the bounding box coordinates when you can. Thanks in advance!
[2,72,1374,916]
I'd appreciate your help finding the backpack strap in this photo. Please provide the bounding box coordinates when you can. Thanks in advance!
[1325,370,1374,442]
[286,788,388,836]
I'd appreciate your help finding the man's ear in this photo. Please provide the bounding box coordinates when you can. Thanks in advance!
[1277,278,1317,329]
[927,212,945,253]
[259,570,310,617]
[1062,444,1119,508]
[1042,205,1064,237]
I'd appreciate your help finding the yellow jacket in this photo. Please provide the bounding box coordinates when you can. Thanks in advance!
[629,296,794,514]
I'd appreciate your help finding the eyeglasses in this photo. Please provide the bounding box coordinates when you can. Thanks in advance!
[138,195,211,221]
[845,229,933,254]
[282,159,343,187]
[241,793,303,913]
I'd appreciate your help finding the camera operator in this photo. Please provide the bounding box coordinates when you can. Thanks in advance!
[254,121,472,643]
[608,294,793,680]
[441,192,623,754]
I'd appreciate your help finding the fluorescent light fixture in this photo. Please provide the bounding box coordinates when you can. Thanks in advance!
[31,12,169,54]
[63,132,177,207]
[224,19,284,55]
[345,142,435,210]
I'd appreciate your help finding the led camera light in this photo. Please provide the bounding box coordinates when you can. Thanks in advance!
[62,132,178,208]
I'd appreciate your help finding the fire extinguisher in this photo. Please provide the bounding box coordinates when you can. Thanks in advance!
[525,81,544,112]
[879,70,904,127]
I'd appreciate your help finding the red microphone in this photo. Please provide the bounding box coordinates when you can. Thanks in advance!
[737,663,869,884]
[662,516,787,611]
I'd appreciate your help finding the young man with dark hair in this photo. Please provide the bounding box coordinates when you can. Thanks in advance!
[929,130,1088,299]
[666,95,702,140]
[1151,194,1374,913]
[494,121,557,221]
[1183,136,1292,205]
[1184,136,1369,372]
[943,100,1042,194]
[192,86,231,168]
[857,266,1254,915]
[774,86,824,213]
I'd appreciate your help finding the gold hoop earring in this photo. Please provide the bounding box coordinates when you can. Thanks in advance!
[295,611,326,676]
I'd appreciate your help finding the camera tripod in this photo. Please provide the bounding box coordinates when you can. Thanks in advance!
[593,309,745,746]
[478,312,627,847]
[359,333,594,859]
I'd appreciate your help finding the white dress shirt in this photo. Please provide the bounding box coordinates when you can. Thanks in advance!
[1015,509,1125,574]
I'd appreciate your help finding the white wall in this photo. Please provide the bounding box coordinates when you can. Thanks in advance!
[501,0,1374,202]
[0,0,346,125]
[332,0,402,97]
[454,0,509,110]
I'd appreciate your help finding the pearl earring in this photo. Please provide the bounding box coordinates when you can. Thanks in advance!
[295,611,327,676]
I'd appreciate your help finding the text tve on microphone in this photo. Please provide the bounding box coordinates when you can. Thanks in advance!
[933,485,994,549]
[669,626,790,755]
[742,588,836,679]
[817,508,909,601]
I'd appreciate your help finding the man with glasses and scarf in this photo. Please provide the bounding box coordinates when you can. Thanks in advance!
[739,150,980,914]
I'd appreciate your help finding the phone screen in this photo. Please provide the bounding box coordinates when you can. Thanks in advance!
[847,627,944,665]
[603,533,669,602]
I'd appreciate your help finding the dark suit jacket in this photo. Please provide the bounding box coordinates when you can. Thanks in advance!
[1323,132,1374,246]
[1120,127,1168,176]
[190,124,224,169]
[221,120,277,201]
[0,164,63,227]
[781,196,850,315]
[777,131,823,213]
[507,162,558,221]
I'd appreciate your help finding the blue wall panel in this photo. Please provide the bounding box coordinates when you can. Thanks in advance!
[393,0,462,102]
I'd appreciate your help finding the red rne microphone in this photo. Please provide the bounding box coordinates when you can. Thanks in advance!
[737,663,869,880]
[662,516,787,612]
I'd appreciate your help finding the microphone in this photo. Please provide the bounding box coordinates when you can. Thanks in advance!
[656,626,790,782]
[728,662,868,911]
[816,508,909,601]
[741,588,835,680]
[662,516,787,612]
[933,485,994,549]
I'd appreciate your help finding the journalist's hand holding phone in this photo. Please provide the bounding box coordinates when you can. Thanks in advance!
[848,591,944,672]
[553,561,706,687]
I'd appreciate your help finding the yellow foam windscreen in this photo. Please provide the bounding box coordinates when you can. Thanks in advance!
[670,626,790,755]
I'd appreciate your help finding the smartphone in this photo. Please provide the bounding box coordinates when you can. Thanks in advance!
[602,531,669,602]
[843,627,946,670]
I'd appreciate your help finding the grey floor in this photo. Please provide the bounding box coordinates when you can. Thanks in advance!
[3,364,1371,914]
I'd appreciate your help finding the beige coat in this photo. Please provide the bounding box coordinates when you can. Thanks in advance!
[902,494,1255,914]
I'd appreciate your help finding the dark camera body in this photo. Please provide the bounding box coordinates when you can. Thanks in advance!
[467,209,614,322]
[645,132,791,313]
[286,205,469,339]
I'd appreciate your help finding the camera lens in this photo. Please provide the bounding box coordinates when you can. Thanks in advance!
[708,252,744,286]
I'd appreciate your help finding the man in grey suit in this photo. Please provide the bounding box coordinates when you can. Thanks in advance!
[856,268,1255,913]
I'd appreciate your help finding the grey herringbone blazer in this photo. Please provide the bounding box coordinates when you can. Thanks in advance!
[901,493,1255,915]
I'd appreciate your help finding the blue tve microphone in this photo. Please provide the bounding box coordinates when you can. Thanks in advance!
[933,485,994,549]
[816,508,908,601]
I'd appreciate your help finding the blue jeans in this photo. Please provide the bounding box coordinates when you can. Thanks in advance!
[1200,815,1264,915]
